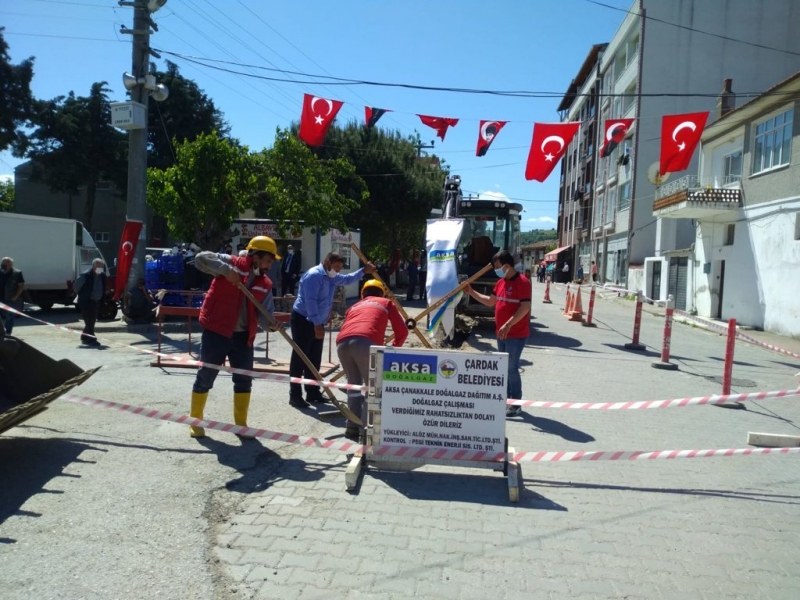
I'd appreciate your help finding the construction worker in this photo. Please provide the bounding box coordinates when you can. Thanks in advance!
[188,236,280,438]
[336,279,408,440]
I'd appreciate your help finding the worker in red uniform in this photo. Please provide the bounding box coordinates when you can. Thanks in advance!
[336,279,408,440]
[188,236,281,438]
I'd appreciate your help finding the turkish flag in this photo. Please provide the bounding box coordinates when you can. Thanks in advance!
[113,219,143,300]
[298,93,344,146]
[525,122,581,182]
[418,114,459,141]
[660,111,709,174]
[601,118,634,158]
[475,120,507,157]
[365,107,390,129]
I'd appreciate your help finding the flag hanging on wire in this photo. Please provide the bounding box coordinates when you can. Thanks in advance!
[298,93,343,146]
[418,114,459,141]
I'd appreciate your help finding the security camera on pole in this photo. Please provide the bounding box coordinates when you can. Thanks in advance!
[114,0,169,293]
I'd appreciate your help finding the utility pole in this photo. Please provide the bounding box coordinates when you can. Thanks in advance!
[118,0,168,289]
[414,139,435,157]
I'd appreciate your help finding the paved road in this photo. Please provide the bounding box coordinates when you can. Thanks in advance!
[1,287,799,599]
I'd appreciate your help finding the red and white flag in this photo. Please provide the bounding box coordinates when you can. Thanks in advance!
[298,93,343,146]
[113,219,143,300]
[600,118,634,158]
[475,120,507,157]
[418,114,459,141]
[660,111,709,175]
[524,122,581,182]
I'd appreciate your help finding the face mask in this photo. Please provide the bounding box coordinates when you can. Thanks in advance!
[326,269,337,279]
[494,267,506,278]
[288,249,294,255]
[94,267,104,275]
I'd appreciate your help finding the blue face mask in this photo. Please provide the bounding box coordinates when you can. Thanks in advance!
[494,267,506,278]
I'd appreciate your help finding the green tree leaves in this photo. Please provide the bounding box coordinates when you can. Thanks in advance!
[0,28,34,154]
[0,179,14,212]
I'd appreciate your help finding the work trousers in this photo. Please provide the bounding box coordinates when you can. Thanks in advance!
[336,336,372,430]
[289,311,324,400]
[193,330,254,394]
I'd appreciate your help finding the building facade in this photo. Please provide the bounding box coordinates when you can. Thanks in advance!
[653,72,800,335]
[559,0,800,289]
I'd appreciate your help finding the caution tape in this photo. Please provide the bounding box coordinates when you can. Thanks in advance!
[60,393,800,464]
[507,388,800,409]
[5,303,799,410]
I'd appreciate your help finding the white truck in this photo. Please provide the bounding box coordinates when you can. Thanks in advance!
[0,213,116,316]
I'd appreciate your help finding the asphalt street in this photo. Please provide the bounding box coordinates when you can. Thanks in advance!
[1,284,799,599]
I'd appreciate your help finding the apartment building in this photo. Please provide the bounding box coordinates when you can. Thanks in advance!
[653,72,800,335]
[558,0,800,289]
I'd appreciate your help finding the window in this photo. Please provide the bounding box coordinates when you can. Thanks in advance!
[606,186,617,223]
[614,53,626,82]
[723,150,742,185]
[595,193,604,227]
[753,108,793,174]
[795,213,800,241]
[94,232,110,243]
[618,181,631,211]
[724,224,735,246]
[623,82,636,114]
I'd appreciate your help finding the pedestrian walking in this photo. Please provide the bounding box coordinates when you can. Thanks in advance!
[187,236,280,438]
[336,279,408,440]
[73,258,107,346]
[465,250,531,417]
[591,260,599,283]
[0,257,25,335]
[561,260,570,283]
[289,252,376,409]
[577,264,584,283]
[280,244,301,297]
[406,252,419,301]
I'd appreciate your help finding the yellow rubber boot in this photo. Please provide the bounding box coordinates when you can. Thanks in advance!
[233,392,254,439]
[189,391,208,438]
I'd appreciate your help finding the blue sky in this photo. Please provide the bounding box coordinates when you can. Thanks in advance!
[1,0,632,230]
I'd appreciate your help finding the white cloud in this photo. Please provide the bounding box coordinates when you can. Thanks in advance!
[526,216,556,224]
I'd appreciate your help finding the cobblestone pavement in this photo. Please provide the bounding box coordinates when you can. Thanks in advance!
[1,286,799,599]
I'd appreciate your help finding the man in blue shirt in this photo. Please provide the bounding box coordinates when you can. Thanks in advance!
[289,252,376,408]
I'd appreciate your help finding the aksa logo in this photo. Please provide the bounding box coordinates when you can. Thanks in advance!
[438,359,457,378]
[429,249,456,263]
[383,353,437,384]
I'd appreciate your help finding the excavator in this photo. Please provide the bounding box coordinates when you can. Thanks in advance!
[0,325,97,435]
[440,175,523,317]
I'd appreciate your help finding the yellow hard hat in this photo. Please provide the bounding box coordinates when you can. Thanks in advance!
[246,236,281,259]
[361,279,387,299]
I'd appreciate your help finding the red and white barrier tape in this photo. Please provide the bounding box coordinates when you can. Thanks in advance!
[7,303,798,410]
[60,393,800,464]
[507,388,799,409]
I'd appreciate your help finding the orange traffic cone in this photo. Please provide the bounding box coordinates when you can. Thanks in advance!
[569,286,585,322]
[543,279,552,304]
[563,285,572,315]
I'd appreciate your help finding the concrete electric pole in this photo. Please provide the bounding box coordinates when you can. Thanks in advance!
[117,0,168,289]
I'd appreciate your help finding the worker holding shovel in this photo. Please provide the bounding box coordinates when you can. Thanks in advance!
[188,236,281,439]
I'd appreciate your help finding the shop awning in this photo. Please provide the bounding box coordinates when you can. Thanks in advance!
[544,245,572,262]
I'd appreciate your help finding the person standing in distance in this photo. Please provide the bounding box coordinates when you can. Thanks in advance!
[0,257,25,335]
[465,250,531,417]
[289,252,376,408]
[188,236,280,438]
[73,258,107,346]
[336,279,408,440]
[281,244,301,297]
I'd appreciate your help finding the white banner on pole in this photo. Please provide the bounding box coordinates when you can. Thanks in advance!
[425,218,464,338]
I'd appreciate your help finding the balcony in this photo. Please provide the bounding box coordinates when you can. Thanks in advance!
[653,175,742,220]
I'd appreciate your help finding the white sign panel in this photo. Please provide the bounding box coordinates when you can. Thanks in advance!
[378,348,507,454]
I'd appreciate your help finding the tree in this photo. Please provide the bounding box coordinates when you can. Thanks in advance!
[147,132,258,250]
[147,61,228,170]
[308,123,447,260]
[0,28,34,153]
[0,179,14,212]
[251,128,364,237]
[15,82,127,231]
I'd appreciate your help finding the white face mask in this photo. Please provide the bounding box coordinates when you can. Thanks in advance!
[94,267,104,275]
[326,269,337,279]
[288,249,294,255]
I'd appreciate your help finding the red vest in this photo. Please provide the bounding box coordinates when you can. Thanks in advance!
[199,255,272,346]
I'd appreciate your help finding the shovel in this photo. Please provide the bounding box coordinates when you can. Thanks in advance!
[236,281,363,426]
